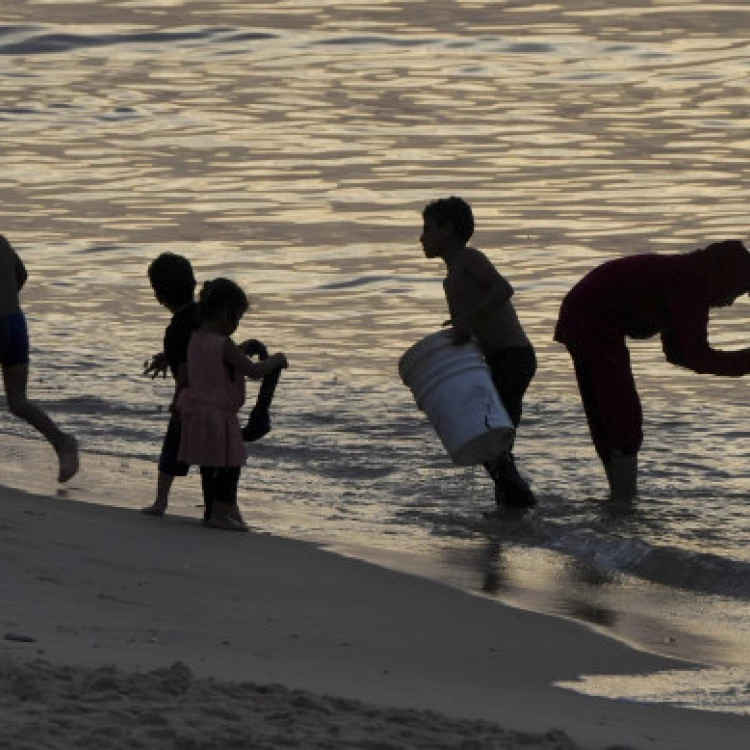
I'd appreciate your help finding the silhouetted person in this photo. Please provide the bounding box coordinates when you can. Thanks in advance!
[0,235,78,483]
[421,197,536,510]
[555,240,750,500]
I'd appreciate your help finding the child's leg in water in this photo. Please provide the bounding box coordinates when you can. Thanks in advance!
[2,360,78,482]
[202,466,247,531]
[142,417,189,516]
[141,471,174,516]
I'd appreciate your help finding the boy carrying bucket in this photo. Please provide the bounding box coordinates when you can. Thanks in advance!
[420,196,536,510]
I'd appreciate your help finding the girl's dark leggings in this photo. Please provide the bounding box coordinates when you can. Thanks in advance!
[200,466,242,520]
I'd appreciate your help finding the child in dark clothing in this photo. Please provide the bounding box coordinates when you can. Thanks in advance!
[141,253,283,517]
[141,253,200,516]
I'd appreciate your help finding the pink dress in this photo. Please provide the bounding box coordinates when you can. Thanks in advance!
[176,331,247,467]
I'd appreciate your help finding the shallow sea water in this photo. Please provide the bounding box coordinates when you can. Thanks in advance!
[2,0,750,715]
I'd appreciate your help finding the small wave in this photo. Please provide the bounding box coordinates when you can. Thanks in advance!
[318,274,428,291]
[21,396,155,418]
[558,667,750,716]
[416,507,750,600]
[313,35,434,48]
[505,42,555,54]
[541,524,750,599]
[0,26,275,56]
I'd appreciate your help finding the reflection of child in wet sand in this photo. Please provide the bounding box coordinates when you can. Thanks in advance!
[176,278,287,531]
[0,235,78,482]
[141,253,283,517]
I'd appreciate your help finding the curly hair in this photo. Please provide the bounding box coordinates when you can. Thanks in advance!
[148,253,196,307]
[422,196,475,244]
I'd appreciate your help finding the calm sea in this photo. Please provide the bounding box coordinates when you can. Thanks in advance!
[2,0,750,714]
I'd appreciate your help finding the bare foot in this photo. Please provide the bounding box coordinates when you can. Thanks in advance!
[56,435,79,483]
[141,502,167,517]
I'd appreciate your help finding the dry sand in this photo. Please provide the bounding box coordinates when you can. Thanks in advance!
[1,486,748,749]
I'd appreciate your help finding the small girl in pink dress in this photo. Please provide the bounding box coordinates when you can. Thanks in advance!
[176,278,287,531]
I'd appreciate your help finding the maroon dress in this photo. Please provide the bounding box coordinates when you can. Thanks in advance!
[176,331,247,468]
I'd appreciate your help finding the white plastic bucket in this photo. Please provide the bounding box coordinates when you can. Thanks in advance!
[398,330,514,466]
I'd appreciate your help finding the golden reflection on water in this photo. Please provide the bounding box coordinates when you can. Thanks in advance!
[1,1,750,538]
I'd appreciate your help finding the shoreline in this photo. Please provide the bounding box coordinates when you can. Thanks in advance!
[1,484,750,747]
[1,431,746,671]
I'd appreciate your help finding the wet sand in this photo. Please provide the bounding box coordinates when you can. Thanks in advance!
[1,481,749,749]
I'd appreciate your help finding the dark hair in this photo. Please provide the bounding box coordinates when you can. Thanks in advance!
[198,277,249,324]
[422,196,475,244]
[148,253,196,307]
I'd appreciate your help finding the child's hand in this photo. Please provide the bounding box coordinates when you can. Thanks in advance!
[271,352,289,370]
[143,352,168,378]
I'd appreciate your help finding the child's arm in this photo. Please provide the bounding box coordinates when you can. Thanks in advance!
[12,248,27,290]
[224,339,287,380]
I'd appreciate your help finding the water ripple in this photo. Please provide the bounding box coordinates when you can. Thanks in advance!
[0,26,278,56]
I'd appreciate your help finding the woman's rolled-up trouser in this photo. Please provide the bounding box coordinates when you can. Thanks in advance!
[567,339,643,461]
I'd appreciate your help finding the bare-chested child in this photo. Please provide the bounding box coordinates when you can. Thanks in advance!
[0,235,78,482]
[420,197,536,510]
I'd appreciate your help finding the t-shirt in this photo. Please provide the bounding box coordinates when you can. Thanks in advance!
[163,301,200,380]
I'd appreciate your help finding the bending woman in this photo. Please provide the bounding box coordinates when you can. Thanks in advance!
[555,240,750,500]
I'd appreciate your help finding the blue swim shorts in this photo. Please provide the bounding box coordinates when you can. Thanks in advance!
[0,311,30,367]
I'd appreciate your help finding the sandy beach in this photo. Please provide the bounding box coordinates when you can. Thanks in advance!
[0,485,747,749]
